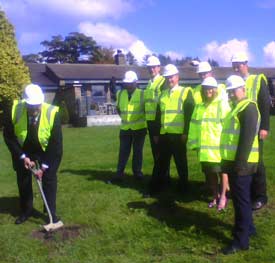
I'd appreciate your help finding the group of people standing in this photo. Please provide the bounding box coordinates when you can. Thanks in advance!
[114,52,270,254]
[2,51,270,254]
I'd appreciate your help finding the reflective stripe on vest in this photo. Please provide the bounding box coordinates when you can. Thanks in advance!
[117,89,146,130]
[145,76,165,120]
[245,74,267,102]
[188,96,230,162]
[220,99,259,163]
[12,100,59,151]
[160,86,191,134]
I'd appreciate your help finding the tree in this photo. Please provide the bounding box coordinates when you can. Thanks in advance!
[39,32,102,63]
[23,53,43,63]
[0,10,30,105]
[208,58,219,67]
[126,51,138,65]
[94,47,114,64]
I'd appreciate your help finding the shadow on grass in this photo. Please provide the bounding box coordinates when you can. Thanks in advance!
[60,168,209,203]
[0,196,19,217]
[127,199,232,243]
[0,196,48,222]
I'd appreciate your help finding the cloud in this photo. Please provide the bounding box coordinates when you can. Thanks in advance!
[165,51,184,60]
[263,41,275,66]
[202,39,251,66]
[78,22,137,48]
[128,40,152,63]
[78,22,151,63]
[1,0,135,19]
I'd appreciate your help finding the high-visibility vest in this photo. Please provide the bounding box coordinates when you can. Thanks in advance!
[193,83,227,105]
[144,75,165,121]
[220,99,259,163]
[160,86,192,134]
[245,74,268,102]
[116,88,146,130]
[12,100,59,151]
[188,96,231,162]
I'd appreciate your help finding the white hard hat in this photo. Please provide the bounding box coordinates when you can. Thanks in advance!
[226,75,245,90]
[146,55,161,66]
[23,84,44,105]
[196,61,212,73]
[201,77,218,88]
[163,64,179,77]
[231,52,248,63]
[123,71,138,83]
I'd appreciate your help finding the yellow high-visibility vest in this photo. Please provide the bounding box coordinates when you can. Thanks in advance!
[116,88,146,130]
[245,74,268,102]
[193,83,227,105]
[220,99,259,163]
[160,86,192,134]
[188,96,230,162]
[144,75,165,121]
[12,100,59,151]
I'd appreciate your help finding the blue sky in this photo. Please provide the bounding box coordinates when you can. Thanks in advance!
[1,0,275,66]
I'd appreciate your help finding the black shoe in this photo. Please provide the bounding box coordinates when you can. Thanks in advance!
[252,201,266,211]
[222,245,248,255]
[15,214,30,224]
[134,173,144,180]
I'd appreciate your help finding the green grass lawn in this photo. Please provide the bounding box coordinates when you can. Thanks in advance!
[1,118,275,263]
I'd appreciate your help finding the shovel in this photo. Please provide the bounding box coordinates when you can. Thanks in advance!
[30,162,63,232]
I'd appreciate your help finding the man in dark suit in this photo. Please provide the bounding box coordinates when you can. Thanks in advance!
[3,84,63,229]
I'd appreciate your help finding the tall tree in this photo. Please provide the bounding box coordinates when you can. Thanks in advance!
[126,51,137,65]
[39,32,101,63]
[94,47,115,64]
[0,10,30,104]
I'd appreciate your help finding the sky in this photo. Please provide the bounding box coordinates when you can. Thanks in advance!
[1,0,275,67]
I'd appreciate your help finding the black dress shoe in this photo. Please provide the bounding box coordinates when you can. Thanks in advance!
[222,245,248,255]
[15,214,30,224]
[252,201,266,211]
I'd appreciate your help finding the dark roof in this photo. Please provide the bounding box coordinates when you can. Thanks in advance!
[26,63,275,86]
[27,63,57,87]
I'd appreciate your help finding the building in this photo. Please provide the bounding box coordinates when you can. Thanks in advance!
[27,63,275,126]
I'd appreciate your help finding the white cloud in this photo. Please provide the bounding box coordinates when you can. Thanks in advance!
[263,41,275,66]
[78,22,137,48]
[78,22,151,63]
[1,0,135,19]
[202,39,251,66]
[128,40,152,63]
[165,51,184,60]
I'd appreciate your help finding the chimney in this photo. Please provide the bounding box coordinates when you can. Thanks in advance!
[115,49,126,65]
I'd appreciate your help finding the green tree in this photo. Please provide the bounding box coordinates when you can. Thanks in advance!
[39,32,102,63]
[126,51,137,65]
[0,10,30,104]
[59,100,70,124]
[94,46,114,64]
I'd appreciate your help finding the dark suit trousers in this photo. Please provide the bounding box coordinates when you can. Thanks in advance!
[229,173,255,248]
[16,162,58,221]
[157,134,188,186]
[251,139,267,203]
[116,129,146,176]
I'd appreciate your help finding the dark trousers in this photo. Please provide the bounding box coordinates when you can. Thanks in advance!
[229,174,255,248]
[147,121,160,177]
[155,134,188,189]
[16,163,58,221]
[116,129,146,176]
[251,139,267,203]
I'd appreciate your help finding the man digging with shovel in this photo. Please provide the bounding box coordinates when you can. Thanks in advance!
[3,84,63,231]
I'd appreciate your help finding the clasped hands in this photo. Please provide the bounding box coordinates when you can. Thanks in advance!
[23,157,44,180]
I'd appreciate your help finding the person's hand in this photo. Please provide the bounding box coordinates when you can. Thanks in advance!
[259,129,269,140]
[34,169,44,181]
[24,157,35,170]
[153,136,159,144]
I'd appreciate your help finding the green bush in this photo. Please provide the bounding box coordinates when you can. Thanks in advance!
[59,100,70,124]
